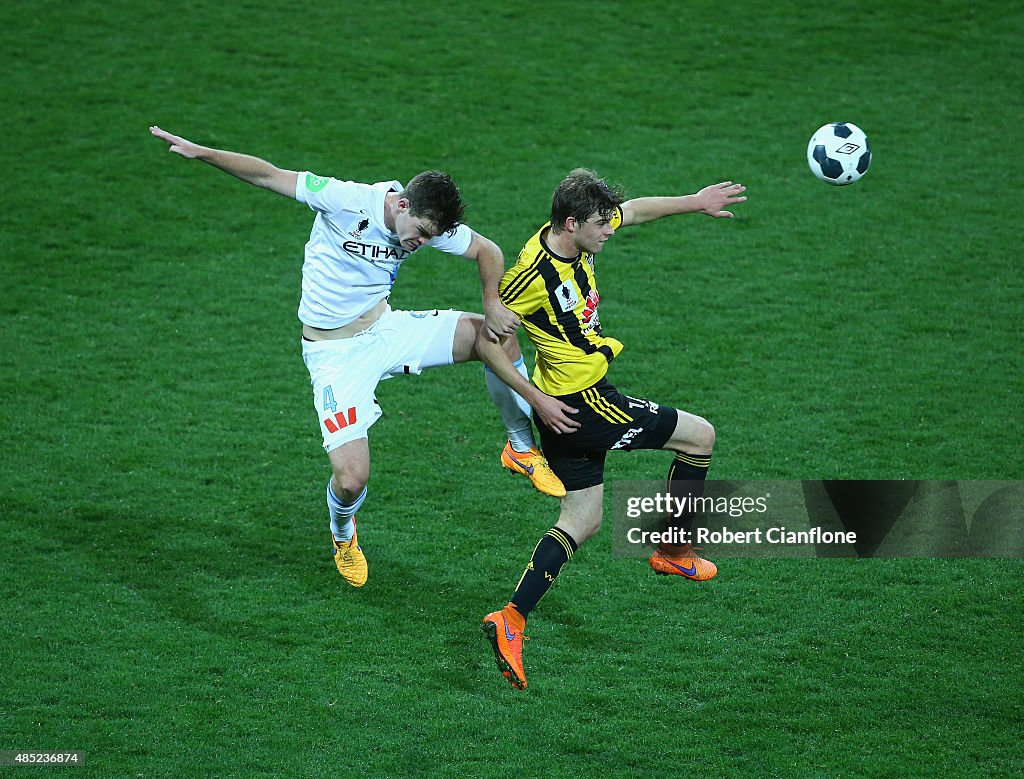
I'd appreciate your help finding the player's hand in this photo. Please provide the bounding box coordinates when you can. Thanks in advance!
[149,125,203,159]
[695,181,747,218]
[532,393,580,434]
[483,298,520,341]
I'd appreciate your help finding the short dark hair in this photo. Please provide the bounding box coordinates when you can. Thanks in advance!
[550,168,625,232]
[401,171,466,236]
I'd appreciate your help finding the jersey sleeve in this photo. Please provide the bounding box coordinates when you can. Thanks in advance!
[427,223,473,256]
[295,172,359,214]
[499,262,547,319]
[610,205,623,230]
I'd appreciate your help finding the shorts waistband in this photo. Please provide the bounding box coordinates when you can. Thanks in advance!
[301,320,380,344]
[554,377,612,401]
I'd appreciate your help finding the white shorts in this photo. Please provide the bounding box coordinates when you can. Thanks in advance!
[301,306,464,451]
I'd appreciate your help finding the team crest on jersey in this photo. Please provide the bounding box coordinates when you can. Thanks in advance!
[349,217,370,239]
[556,280,580,312]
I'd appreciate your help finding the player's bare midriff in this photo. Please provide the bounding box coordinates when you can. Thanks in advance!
[301,298,388,341]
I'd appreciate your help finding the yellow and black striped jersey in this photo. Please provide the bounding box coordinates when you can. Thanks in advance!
[499,208,624,395]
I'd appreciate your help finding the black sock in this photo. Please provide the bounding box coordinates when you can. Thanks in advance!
[664,452,711,551]
[510,527,578,620]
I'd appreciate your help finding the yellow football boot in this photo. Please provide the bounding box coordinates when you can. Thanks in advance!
[332,520,367,587]
[500,441,566,498]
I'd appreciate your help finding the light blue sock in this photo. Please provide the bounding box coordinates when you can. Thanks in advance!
[328,481,366,542]
[485,357,536,452]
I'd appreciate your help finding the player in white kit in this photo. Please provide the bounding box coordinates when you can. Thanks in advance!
[150,126,566,587]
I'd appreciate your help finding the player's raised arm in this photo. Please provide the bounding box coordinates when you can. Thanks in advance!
[149,125,298,199]
[461,230,520,340]
[620,181,747,226]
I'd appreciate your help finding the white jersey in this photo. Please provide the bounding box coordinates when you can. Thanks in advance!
[294,172,473,328]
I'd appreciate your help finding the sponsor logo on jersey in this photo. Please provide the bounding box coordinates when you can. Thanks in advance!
[581,289,601,334]
[582,290,600,324]
[342,240,411,262]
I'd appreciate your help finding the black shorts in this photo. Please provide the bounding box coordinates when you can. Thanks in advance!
[534,379,679,492]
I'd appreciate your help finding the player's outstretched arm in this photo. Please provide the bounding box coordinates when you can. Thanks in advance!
[462,231,520,340]
[149,125,298,198]
[620,181,747,225]
[474,330,580,434]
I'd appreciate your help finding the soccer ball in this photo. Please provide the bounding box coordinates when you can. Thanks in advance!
[807,122,871,185]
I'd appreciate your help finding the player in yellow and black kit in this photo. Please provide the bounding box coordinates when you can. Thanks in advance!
[478,169,747,689]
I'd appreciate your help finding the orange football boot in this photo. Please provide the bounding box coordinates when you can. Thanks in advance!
[649,544,718,581]
[482,606,528,689]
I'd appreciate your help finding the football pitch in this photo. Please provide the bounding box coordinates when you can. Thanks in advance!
[2,0,1022,776]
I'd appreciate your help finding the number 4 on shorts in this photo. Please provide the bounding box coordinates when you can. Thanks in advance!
[323,386,339,413]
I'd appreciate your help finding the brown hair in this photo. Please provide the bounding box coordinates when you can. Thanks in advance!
[401,171,466,235]
[550,168,624,232]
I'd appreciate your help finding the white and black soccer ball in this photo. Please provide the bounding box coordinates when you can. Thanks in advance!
[807,122,871,185]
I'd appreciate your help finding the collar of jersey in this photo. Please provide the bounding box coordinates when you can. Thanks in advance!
[540,224,584,264]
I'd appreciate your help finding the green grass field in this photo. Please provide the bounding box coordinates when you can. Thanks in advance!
[2,0,1022,776]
